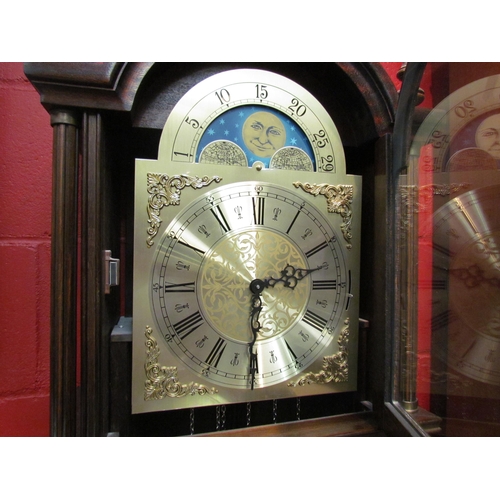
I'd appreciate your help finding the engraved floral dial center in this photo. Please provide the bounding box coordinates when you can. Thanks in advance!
[450,230,500,339]
[198,229,309,343]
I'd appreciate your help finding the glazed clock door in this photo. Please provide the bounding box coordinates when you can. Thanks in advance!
[395,63,500,436]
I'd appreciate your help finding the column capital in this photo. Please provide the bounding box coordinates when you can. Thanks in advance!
[50,109,80,127]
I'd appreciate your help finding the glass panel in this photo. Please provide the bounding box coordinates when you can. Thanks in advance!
[397,63,500,436]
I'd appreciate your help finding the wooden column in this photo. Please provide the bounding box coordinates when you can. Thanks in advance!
[50,109,80,437]
[80,112,106,436]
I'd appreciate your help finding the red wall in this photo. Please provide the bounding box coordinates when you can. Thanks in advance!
[0,62,52,436]
[0,62,403,437]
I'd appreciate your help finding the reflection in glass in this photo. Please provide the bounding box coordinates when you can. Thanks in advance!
[400,64,500,436]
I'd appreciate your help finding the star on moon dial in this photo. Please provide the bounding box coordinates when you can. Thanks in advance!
[150,182,349,390]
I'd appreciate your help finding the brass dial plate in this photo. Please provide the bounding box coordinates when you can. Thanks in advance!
[132,163,361,413]
[132,69,360,414]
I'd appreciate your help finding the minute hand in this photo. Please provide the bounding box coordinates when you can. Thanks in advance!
[248,292,262,390]
[264,263,326,290]
[247,263,325,390]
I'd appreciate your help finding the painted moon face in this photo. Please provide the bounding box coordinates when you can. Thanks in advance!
[242,111,286,158]
[475,114,500,160]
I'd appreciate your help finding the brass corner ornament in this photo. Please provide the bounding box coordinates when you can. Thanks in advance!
[144,326,218,400]
[146,173,222,247]
[288,318,350,387]
[399,183,472,228]
[293,182,354,249]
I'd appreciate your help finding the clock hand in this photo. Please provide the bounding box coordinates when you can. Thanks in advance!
[247,265,325,389]
[249,279,265,390]
[264,263,327,290]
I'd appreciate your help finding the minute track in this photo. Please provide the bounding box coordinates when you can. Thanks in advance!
[151,180,347,390]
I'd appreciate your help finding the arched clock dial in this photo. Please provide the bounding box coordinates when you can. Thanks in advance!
[431,184,500,386]
[132,69,361,416]
[158,69,345,173]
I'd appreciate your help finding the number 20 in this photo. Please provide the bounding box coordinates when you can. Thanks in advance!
[288,98,307,117]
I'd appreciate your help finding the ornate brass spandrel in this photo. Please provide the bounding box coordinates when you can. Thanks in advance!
[288,318,350,387]
[144,326,218,400]
[146,173,222,247]
[293,182,354,248]
[399,183,472,229]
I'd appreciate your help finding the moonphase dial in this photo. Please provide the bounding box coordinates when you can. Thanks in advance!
[158,69,345,173]
[410,73,500,172]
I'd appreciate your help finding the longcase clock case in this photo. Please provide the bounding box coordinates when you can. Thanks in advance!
[25,62,402,436]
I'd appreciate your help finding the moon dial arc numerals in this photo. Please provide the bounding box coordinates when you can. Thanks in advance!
[151,181,349,389]
[160,69,346,174]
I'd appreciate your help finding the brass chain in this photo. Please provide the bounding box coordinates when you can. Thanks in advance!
[190,408,195,435]
[215,405,226,431]
[215,406,221,431]
[221,405,226,430]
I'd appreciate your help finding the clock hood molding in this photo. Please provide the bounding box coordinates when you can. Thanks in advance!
[24,62,397,143]
[24,62,154,112]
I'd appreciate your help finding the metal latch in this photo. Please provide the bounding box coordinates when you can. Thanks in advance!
[104,250,120,294]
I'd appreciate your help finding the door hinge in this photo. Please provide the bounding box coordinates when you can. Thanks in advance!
[104,250,120,294]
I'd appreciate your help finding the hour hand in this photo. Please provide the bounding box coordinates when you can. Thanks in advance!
[265,263,326,290]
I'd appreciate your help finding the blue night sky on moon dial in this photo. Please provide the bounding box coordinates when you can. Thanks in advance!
[196,105,315,169]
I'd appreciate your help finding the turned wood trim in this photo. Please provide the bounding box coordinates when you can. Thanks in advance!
[338,62,398,136]
[80,112,105,436]
[50,109,80,437]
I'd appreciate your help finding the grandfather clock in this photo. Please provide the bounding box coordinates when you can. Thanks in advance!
[25,62,421,437]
